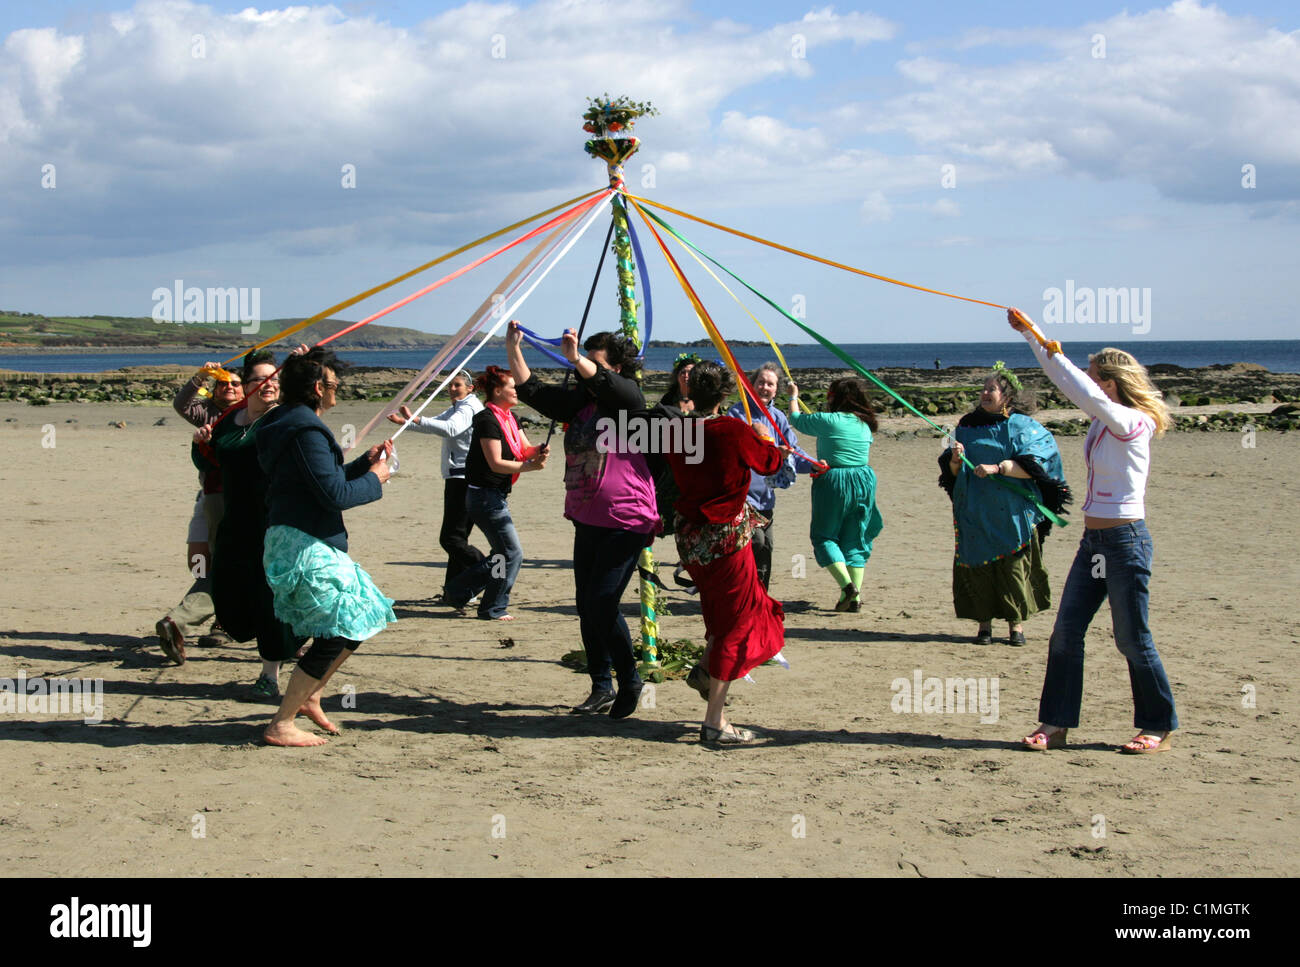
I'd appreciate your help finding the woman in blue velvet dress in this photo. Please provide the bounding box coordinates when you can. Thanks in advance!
[939,365,1070,646]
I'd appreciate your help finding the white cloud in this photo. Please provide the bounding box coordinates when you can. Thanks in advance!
[927,197,960,217]
[854,1,1300,206]
[860,190,891,223]
[0,0,899,263]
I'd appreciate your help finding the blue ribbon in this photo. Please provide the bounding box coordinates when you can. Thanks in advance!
[625,212,652,356]
[515,323,575,369]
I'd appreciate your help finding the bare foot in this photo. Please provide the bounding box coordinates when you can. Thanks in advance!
[264,722,328,747]
[495,614,515,621]
[297,697,340,734]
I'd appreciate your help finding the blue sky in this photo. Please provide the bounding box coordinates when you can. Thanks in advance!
[2,0,1297,345]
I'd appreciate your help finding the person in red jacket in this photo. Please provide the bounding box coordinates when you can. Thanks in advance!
[666,362,790,746]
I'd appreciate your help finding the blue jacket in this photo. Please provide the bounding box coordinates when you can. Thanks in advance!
[256,404,382,552]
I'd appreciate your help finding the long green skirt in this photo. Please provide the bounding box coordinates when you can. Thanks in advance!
[953,529,1050,623]
[809,465,883,568]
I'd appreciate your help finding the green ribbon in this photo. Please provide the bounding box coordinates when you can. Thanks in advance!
[636,204,1067,528]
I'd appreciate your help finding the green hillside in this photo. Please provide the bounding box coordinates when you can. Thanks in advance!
[0,311,450,349]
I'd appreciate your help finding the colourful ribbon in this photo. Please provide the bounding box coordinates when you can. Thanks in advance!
[624,195,824,470]
[219,188,608,367]
[347,207,589,451]
[632,200,1065,526]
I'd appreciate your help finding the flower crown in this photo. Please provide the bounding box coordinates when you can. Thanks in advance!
[992,360,1023,392]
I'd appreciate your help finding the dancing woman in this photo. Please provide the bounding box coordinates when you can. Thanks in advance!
[386,370,487,597]
[195,351,304,699]
[787,378,884,613]
[255,348,396,747]
[507,321,659,718]
[442,365,549,621]
[659,352,700,413]
[1008,310,1178,754]
[668,362,788,746]
[938,365,1070,646]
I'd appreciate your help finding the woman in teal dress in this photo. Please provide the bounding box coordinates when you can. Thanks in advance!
[938,365,1070,645]
[787,378,884,612]
[254,348,396,746]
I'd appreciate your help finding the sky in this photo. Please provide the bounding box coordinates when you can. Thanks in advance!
[1,0,1297,345]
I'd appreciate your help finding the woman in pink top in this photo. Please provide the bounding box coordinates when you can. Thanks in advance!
[1009,310,1178,755]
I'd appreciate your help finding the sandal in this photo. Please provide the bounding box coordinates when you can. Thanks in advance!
[700,723,756,746]
[1120,732,1172,754]
[1021,726,1068,751]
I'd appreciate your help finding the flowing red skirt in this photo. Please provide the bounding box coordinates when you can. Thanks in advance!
[686,546,786,681]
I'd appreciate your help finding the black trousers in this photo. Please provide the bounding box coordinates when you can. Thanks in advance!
[441,476,486,591]
[751,511,775,591]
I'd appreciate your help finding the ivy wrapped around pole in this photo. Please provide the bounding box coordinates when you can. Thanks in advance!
[583,95,662,679]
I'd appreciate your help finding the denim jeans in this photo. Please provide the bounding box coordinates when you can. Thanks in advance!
[445,486,522,619]
[1038,520,1178,732]
[572,522,648,692]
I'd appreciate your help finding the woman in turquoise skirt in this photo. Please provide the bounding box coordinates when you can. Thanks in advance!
[938,365,1070,646]
[255,348,396,747]
[787,378,884,612]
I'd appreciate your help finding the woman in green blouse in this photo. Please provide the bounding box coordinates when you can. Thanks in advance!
[787,378,884,612]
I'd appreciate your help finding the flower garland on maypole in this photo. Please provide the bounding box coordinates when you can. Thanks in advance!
[583,95,664,678]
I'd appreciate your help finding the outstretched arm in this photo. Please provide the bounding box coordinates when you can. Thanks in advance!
[1008,309,1148,438]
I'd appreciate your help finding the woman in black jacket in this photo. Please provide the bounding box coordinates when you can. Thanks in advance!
[255,348,394,747]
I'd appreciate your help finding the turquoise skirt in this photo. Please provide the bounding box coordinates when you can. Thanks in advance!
[263,525,395,642]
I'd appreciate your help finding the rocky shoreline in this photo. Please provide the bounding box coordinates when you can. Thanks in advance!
[2,362,1297,434]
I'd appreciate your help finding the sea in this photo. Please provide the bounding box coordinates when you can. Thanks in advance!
[3,340,1299,375]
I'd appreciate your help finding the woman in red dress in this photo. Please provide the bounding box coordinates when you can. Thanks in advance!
[666,362,789,746]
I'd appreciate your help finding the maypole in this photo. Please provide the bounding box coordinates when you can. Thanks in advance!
[582,94,663,680]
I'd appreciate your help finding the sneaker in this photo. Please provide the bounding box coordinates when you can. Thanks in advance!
[570,688,616,715]
[251,674,280,700]
[156,617,186,666]
[609,682,644,720]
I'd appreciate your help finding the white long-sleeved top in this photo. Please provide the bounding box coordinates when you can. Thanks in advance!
[409,394,484,479]
[1024,330,1154,520]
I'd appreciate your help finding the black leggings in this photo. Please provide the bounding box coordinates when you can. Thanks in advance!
[298,635,358,679]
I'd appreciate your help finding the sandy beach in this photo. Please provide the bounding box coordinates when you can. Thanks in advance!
[1,397,1296,877]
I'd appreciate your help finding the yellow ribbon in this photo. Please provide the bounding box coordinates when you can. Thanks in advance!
[666,227,811,415]
[220,188,606,366]
[625,196,751,423]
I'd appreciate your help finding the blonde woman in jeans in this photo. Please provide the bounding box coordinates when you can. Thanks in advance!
[1009,309,1178,755]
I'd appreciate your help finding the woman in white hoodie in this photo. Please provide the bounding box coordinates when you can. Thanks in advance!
[1008,309,1178,755]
